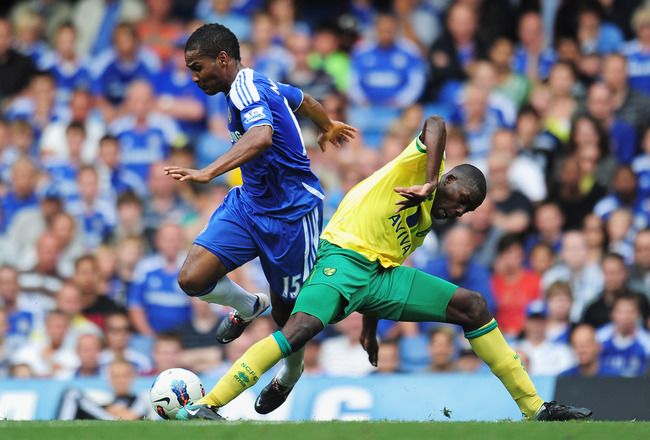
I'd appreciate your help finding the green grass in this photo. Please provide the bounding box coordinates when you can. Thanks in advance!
[1,421,650,440]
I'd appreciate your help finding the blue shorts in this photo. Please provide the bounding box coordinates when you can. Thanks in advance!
[194,188,323,302]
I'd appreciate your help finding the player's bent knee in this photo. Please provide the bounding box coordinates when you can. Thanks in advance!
[450,288,491,329]
[282,313,323,351]
[177,269,219,297]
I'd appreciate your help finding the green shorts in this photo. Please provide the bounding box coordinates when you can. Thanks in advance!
[291,240,458,326]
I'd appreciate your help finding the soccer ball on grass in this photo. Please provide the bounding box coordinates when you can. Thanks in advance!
[150,368,205,419]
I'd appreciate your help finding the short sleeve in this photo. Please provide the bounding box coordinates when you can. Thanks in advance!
[277,82,304,111]
[230,70,274,131]
[127,265,146,308]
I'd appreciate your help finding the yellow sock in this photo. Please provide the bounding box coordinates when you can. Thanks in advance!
[466,319,544,419]
[198,331,291,407]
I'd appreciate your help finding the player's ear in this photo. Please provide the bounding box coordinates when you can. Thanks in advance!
[444,174,457,184]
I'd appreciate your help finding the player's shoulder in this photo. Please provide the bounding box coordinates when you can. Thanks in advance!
[228,67,268,110]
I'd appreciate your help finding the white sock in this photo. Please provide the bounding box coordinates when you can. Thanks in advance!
[276,346,305,387]
[198,277,259,318]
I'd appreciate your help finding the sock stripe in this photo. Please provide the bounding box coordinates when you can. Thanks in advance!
[465,319,498,340]
[272,331,293,357]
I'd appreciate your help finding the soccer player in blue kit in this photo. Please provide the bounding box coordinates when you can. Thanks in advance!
[164,23,356,417]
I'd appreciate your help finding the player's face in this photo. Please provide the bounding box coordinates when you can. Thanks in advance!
[431,173,477,220]
[185,49,227,95]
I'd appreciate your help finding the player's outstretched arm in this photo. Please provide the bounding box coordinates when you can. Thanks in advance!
[164,125,273,183]
[297,93,357,151]
[360,314,379,367]
[394,116,446,213]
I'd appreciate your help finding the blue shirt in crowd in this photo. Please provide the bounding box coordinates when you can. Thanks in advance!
[597,324,650,377]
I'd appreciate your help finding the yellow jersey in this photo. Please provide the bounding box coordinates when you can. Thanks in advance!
[322,135,444,268]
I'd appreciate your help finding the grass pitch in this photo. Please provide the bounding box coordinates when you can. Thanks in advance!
[1,421,649,440]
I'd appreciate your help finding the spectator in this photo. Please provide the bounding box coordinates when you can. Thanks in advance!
[250,12,292,81]
[319,313,376,376]
[10,309,76,377]
[58,333,104,379]
[428,327,458,372]
[560,324,618,377]
[42,122,86,202]
[575,2,623,55]
[308,24,350,92]
[66,166,116,250]
[127,223,191,336]
[198,0,251,42]
[147,333,184,375]
[96,135,146,202]
[3,188,63,270]
[489,38,530,111]
[487,152,533,234]
[601,53,650,133]
[49,212,86,277]
[74,255,122,331]
[0,265,35,346]
[98,311,152,374]
[545,281,573,344]
[629,229,650,296]
[623,7,650,96]
[93,23,160,121]
[54,281,102,349]
[41,23,93,109]
[9,1,73,44]
[594,165,650,231]
[420,225,495,314]
[450,83,508,162]
[583,214,607,265]
[0,18,36,101]
[5,71,58,133]
[606,208,636,263]
[375,339,401,374]
[1,157,39,234]
[282,32,336,102]
[515,300,574,376]
[109,81,183,181]
[458,196,504,268]
[176,298,223,375]
[542,230,605,322]
[40,89,104,164]
[424,2,486,102]
[548,156,606,231]
[514,106,557,179]
[524,202,564,260]
[529,242,556,278]
[586,82,637,165]
[543,62,578,144]
[348,14,425,146]
[0,308,8,377]
[569,113,613,187]
[512,11,555,82]
[597,294,650,377]
[491,233,541,337]
[58,360,149,420]
[73,0,145,57]
[17,232,65,314]
[142,161,194,237]
[136,0,183,64]
[392,0,441,52]
[583,253,650,329]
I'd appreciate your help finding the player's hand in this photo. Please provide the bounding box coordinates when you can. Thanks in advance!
[164,166,213,184]
[360,331,379,367]
[394,182,437,213]
[317,121,358,152]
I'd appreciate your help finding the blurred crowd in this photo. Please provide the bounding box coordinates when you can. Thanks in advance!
[1,0,650,400]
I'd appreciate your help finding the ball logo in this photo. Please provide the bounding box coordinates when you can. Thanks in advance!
[156,405,169,420]
[170,379,191,406]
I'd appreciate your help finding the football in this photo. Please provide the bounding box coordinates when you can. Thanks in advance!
[150,368,205,419]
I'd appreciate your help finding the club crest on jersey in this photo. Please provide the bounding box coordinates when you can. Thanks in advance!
[323,268,336,276]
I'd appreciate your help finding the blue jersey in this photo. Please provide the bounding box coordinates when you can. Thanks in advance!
[512,47,556,81]
[42,55,93,106]
[91,50,160,105]
[109,113,183,180]
[624,41,650,96]
[127,255,192,333]
[66,197,117,250]
[0,191,39,233]
[597,324,650,377]
[225,68,323,221]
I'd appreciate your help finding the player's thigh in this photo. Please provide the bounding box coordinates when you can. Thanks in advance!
[184,202,258,293]
[256,203,323,303]
[396,267,459,323]
[291,282,347,328]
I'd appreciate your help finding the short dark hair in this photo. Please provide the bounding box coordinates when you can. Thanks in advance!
[185,23,240,61]
[497,233,524,254]
[454,163,487,208]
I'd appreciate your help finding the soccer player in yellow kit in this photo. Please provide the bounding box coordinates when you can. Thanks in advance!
[177,116,592,421]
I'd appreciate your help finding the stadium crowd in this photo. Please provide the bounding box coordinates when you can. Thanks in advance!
[0,0,650,395]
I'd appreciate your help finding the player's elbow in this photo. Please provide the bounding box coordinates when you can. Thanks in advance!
[424,115,445,130]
